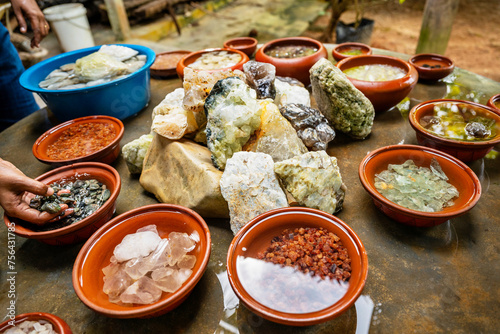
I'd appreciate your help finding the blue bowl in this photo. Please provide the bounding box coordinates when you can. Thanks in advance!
[20,44,155,121]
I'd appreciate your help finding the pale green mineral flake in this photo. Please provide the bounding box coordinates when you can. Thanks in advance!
[121,134,153,174]
[374,159,459,212]
[274,151,346,214]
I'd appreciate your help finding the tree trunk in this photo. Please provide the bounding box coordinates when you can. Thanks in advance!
[320,0,349,43]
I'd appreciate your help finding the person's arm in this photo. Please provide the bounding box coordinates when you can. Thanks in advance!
[0,158,65,225]
[10,0,49,48]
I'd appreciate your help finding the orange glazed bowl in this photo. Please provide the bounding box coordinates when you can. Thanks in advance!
[359,145,481,227]
[409,53,454,81]
[72,204,211,319]
[223,37,258,57]
[0,312,72,333]
[4,162,121,245]
[336,54,418,112]
[254,37,328,85]
[176,48,249,79]
[487,93,500,114]
[33,115,124,167]
[331,42,372,62]
[227,207,368,326]
[409,99,500,162]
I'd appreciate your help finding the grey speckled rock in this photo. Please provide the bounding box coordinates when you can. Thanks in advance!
[220,152,288,234]
[274,151,346,214]
[310,58,374,139]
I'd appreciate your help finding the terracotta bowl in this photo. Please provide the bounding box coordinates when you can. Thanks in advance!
[409,99,500,162]
[32,115,124,167]
[487,93,500,114]
[227,207,368,326]
[359,145,481,227]
[332,42,372,62]
[254,37,328,85]
[72,204,211,319]
[409,53,455,81]
[223,37,258,57]
[3,162,121,245]
[0,312,72,333]
[176,48,249,79]
[150,50,192,78]
[336,55,419,112]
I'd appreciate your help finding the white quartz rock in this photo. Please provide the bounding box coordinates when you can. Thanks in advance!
[220,152,288,234]
[113,231,162,262]
[120,276,163,305]
[274,78,311,108]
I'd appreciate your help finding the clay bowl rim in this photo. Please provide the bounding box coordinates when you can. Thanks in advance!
[331,42,372,62]
[3,161,121,240]
[255,36,327,66]
[176,47,250,78]
[72,203,212,319]
[223,37,258,54]
[336,54,418,93]
[32,115,124,166]
[487,93,500,114]
[0,312,72,333]
[358,144,482,222]
[226,207,368,326]
[409,99,500,149]
[409,53,455,81]
[150,50,192,78]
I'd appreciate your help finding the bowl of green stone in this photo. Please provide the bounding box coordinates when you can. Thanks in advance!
[358,144,481,227]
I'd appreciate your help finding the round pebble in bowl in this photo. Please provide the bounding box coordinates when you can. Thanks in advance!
[223,37,258,57]
[0,312,72,333]
[487,93,500,114]
[336,54,418,112]
[176,48,249,79]
[32,115,124,167]
[227,207,368,326]
[409,99,500,162]
[72,204,211,318]
[409,53,454,81]
[332,42,372,62]
[19,44,155,122]
[3,162,121,245]
[359,144,481,227]
[150,50,191,78]
[254,37,328,85]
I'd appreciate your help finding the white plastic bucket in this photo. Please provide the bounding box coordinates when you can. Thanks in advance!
[43,3,95,52]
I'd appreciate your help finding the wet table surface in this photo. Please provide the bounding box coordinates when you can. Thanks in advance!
[1,47,499,334]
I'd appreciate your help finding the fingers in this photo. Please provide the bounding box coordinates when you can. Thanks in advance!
[7,203,71,226]
[14,176,52,197]
[30,17,50,48]
[11,4,28,34]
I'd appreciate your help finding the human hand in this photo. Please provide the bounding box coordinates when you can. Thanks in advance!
[0,158,66,225]
[10,0,50,48]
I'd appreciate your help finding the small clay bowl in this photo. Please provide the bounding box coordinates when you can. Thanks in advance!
[409,99,500,162]
[33,115,124,167]
[151,50,192,78]
[227,207,368,326]
[337,55,418,112]
[3,162,121,245]
[254,37,328,85]
[176,48,249,79]
[0,312,72,333]
[223,37,258,57]
[359,145,481,227]
[72,204,211,318]
[487,93,500,115]
[332,42,372,62]
[409,53,455,81]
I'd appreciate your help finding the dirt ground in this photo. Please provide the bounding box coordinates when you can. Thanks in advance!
[304,0,500,82]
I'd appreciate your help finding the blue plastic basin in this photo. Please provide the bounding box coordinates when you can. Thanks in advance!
[20,44,156,121]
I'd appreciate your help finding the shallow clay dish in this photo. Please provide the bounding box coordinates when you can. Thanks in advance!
[487,93,500,114]
[254,37,328,85]
[336,54,418,112]
[150,50,191,78]
[409,53,455,81]
[72,204,211,319]
[227,207,368,326]
[4,162,121,245]
[359,144,481,227]
[176,48,249,79]
[33,115,124,167]
[332,42,372,62]
[223,37,258,57]
[409,99,500,162]
[0,312,72,333]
